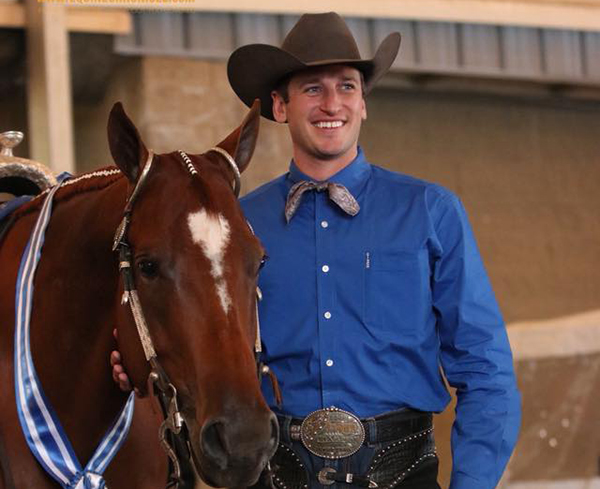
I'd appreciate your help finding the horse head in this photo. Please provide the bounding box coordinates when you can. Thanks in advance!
[107,101,278,487]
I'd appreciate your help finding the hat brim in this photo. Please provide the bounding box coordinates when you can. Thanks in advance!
[227,32,401,121]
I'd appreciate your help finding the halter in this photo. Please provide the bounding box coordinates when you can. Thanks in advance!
[112,148,273,489]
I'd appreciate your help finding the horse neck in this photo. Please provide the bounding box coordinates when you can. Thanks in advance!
[30,175,132,462]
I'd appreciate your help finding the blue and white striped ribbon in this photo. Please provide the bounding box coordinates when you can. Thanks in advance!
[14,182,135,489]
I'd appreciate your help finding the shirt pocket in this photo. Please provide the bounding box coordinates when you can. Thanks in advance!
[363,249,428,335]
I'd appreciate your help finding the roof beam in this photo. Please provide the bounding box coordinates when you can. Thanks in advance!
[106,0,600,32]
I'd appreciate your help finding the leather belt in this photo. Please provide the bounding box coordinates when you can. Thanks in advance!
[279,407,432,459]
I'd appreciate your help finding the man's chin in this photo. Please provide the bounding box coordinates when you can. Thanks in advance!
[309,143,358,163]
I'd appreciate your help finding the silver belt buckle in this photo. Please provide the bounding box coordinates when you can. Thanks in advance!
[299,407,365,459]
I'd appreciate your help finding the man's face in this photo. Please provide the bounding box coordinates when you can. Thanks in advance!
[271,65,367,168]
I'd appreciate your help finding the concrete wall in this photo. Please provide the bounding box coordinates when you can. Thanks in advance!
[71,56,292,189]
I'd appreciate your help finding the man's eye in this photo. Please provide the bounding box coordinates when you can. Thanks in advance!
[305,86,320,94]
[342,83,356,90]
[138,259,159,279]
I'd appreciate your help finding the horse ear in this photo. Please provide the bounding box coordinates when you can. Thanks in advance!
[107,102,149,183]
[217,99,261,174]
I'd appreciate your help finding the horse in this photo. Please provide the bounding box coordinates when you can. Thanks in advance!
[0,100,278,489]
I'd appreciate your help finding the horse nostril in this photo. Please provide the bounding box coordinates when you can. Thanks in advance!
[200,419,229,470]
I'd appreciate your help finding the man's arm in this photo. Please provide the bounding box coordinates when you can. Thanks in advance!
[430,193,521,489]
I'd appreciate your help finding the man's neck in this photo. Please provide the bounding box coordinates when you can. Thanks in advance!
[293,148,358,181]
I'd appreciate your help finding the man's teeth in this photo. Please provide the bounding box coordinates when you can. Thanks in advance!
[314,121,344,128]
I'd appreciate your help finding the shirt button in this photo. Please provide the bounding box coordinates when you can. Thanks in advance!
[326,359,334,367]
[324,311,332,319]
[322,265,330,273]
[321,220,329,228]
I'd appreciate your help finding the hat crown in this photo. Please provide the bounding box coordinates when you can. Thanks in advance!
[281,12,361,64]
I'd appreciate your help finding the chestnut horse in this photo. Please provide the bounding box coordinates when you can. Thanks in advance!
[0,101,278,489]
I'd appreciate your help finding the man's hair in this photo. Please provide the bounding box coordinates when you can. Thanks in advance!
[274,69,366,103]
[274,73,293,103]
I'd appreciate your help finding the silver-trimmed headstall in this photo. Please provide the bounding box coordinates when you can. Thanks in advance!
[125,151,155,213]
[176,148,241,197]
[245,219,264,354]
[112,151,155,251]
[208,147,241,197]
[112,148,191,489]
[177,150,198,176]
[112,150,158,361]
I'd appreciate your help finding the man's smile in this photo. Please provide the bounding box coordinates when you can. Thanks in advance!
[312,120,345,129]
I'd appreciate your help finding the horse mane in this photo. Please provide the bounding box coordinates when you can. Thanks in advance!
[10,166,125,223]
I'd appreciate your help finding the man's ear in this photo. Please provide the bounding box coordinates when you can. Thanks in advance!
[271,91,288,124]
[215,99,261,174]
[107,102,149,183]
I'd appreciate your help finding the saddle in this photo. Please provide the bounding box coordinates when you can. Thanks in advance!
[0,130,57,243]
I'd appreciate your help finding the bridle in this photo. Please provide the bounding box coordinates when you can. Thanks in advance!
[177,147,242,198]
[111,148,276,489]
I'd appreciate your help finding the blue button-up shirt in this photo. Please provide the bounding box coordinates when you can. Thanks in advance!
[240,148,521,489]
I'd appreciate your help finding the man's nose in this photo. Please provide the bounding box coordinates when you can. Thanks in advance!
[320,88,341,114]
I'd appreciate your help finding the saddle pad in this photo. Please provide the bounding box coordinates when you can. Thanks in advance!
[0,196,34,243]
[1,173,71,241]
[0,195,33,223]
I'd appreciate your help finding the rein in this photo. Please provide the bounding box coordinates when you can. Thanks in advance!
[112,149,271,489]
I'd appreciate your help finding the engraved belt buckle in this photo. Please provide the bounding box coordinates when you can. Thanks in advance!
[299,407,365,459]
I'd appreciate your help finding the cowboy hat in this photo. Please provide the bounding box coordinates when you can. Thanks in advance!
[227,12,401,120]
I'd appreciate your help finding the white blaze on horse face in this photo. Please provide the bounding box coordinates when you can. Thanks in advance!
[187,209,232,314]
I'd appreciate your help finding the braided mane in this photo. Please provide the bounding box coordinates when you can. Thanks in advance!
[11,166,125,222]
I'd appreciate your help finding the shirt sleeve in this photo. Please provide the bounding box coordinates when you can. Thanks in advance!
[430,192,521,489]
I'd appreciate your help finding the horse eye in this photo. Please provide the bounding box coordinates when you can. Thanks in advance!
[259,254,269,271]
[138,259,158,278]
[251,254,268,277]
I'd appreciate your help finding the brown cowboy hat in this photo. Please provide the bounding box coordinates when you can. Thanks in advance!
[227,12,401,121]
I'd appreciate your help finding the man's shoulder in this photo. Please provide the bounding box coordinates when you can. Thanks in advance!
[369,164,456,203]
[240,174,287,209]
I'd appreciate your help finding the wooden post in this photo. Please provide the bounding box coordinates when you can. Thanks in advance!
[25,0,75,174]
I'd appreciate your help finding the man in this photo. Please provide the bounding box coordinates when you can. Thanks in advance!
[113,12,521,489]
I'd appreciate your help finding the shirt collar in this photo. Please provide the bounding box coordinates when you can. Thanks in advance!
[287,146,371,197]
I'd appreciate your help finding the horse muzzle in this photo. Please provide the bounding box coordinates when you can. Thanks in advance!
[192,410,279,487]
